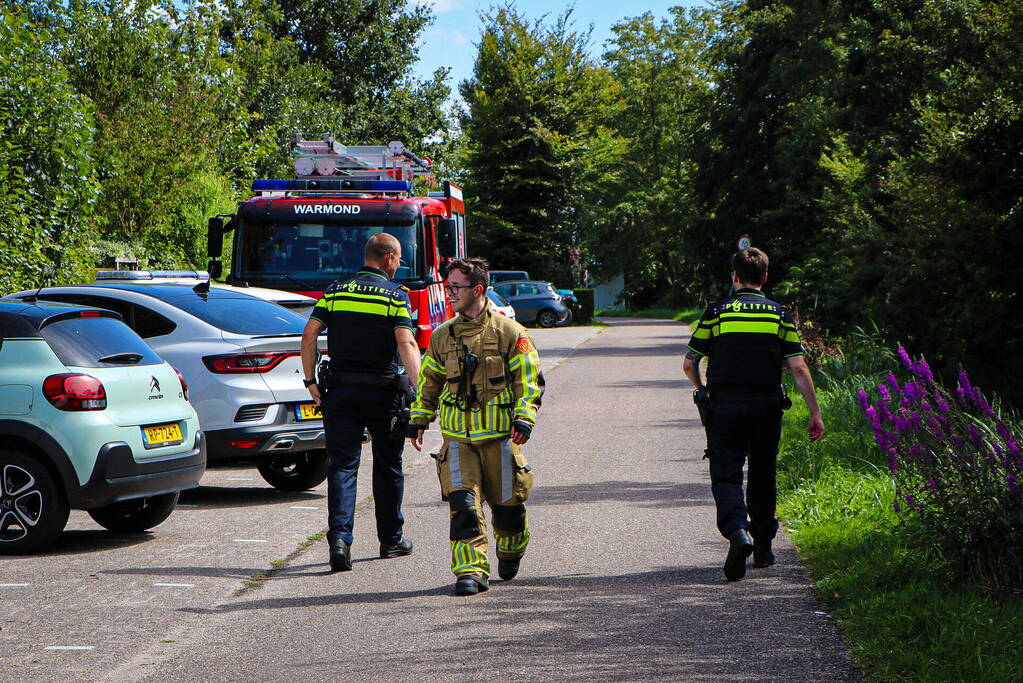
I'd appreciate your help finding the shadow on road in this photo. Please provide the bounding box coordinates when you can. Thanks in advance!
[577,342,685,359]
[168,559,857,679]
[179,486,325,508]
[36,529,157,556]
[531,480,708,508]
[601,378,689,390]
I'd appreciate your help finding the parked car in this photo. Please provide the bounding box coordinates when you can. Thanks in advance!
[5,284,327,491]
[95,270,318,316]
[0,300,204,553]
[489,270,531,284]
[491,280,570,328]
[486,287,517,320]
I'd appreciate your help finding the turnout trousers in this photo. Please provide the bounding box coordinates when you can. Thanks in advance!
[705,393,783,543]
[434,437,534,577]
[321,385,406,546]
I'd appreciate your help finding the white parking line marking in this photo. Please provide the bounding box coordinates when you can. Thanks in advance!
[154,583,195,588]
[176,504,199,508]
[233,539,269,543]
[45,646,95,651]
[289,506,319,510]
[0,583,29,587]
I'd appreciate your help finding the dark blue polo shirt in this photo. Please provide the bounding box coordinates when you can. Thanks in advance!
[687,288,804,393]
[311,267,414,376]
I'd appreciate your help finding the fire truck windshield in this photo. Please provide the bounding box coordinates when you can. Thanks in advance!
[236,220,423,290]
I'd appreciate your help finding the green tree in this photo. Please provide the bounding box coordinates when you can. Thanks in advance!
[460,6,625,285]
[0,8,99,292]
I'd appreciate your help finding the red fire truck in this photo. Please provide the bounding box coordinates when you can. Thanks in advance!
[207,137,466,349]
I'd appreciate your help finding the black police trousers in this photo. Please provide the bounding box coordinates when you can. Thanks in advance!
[321,384,405,546]
[705,392,782,542]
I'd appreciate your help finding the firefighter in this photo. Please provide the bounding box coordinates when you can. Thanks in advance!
[683,247,824,581]
[300,233,422,572]
[407,257,543,596]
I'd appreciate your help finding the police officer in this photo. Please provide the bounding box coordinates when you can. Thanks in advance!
[301,233,422,572]
[407,257,543,596]
[683,247,824,581]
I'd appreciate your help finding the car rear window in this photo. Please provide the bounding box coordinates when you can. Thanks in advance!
[171,297,307,335]
[41,316,163,368]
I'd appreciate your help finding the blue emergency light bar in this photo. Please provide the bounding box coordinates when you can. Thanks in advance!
[252,179,413,193]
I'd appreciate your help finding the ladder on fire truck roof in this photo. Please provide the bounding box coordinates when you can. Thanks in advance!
[290,134,433,183]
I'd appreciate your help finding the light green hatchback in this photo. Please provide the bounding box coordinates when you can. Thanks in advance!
[0,300,206,554]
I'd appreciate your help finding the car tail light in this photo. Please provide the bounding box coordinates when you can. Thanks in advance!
[231,440,260,449]
[174,367,189,401]
[42,373,107,411]
[202,352,299,373]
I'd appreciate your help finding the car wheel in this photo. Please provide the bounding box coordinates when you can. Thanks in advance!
[0,449,70,554]
[560,308,574,326]
[88,492,179,533]
[258,450,329,491]
[537,309,559,328]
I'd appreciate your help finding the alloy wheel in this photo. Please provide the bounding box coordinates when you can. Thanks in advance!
[0,464,43,543]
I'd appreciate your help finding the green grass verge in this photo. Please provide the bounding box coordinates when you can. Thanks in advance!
[778,386,1023,681]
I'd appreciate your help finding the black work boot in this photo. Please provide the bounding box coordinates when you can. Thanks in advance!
[329,538,352,573]
[454,573,489,596]
[379,536,414,559]
[753,542,775,568]
[497,557,521,581]
[723,529,754,581]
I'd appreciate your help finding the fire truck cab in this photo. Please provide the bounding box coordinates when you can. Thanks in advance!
[207,137,466,350]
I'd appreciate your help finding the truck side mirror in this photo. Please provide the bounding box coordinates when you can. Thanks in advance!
[207,260,223,280]
[438,218,458,258]
[207,216,225,258]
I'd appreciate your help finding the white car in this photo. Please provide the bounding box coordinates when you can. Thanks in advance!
[487,287,517,320]
[6,283,327,491]
[95,270,318,316]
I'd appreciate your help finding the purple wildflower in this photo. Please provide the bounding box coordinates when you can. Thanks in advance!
[886,373,901,394]
[921,402,932,412]
[926,478,937,490]
[972,388,996,419]
[956,386,969,406]
[968,423,985,450]
[937,399,950,414]
[857,390,870,414]
[887,447,900,473]
[912,358,935,385]
[958,370,973,395]
[996,422,1012,441]
[897,345,913,370]
[893,501,901,512]
[905,494,916,507]
[1006,474,1020,496]
[878,384,892,403]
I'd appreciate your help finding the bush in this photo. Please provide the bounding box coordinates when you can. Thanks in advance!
[859,346,1023,593]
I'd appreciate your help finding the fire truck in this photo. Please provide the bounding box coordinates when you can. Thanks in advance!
[206,137,466,349]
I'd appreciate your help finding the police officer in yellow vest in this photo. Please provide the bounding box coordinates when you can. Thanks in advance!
[408,257,543,596]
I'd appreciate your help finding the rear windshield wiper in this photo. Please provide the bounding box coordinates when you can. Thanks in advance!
[98,352,143,364]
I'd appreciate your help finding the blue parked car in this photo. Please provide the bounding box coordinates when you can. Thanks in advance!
[491,280,570,328]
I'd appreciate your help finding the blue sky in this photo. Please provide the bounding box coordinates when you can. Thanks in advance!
[414,1,709,95]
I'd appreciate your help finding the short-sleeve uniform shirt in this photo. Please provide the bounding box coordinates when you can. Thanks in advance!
[311,267,414,375]
[687,288,803,393]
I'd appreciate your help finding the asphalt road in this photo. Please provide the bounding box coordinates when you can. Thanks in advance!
[0,320,860,682]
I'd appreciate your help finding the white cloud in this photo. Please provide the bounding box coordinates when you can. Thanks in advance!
[423,27,469,45]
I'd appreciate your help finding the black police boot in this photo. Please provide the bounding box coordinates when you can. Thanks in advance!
[753,542,775,568]
[497,557,521,581]
[454,573,489,596]
[329,538,352,573]
[379,536,414,559]
[723,529,754,581]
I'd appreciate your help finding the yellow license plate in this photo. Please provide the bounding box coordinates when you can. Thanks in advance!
[142,422,183,448]
[295,403,322,420]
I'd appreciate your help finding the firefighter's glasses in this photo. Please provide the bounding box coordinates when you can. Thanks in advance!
[444,283,474,293]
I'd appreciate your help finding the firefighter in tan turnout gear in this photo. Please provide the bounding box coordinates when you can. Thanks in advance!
[408,257,543,596]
